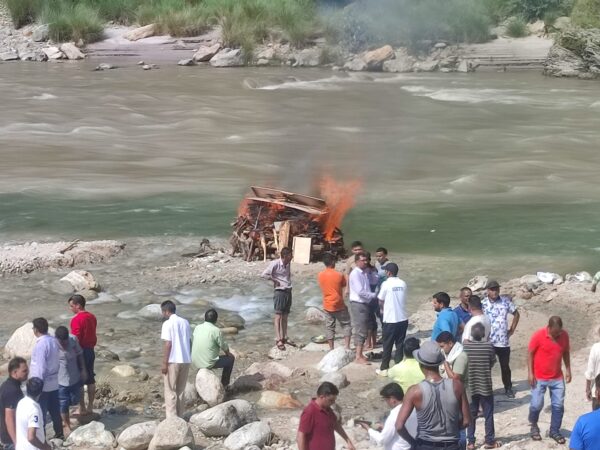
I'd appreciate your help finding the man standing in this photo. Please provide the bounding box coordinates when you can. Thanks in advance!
[317,253,351,350]
[15,378,51,450]
[453,287,472,341]
[29,318,62,439]
[344,241,364,278]
[570,373,600,450]
[360,383,417,450]
[349,252,378,364]
[377,263,408,375]
[482,280,520,398]
[387,338,424,393]
[395,341,471,450]
[431,292,460,341]
[375,247,390,278]
[261,247,293,351]
[462,295,491,343]
[463,323,499,449]
[68,294,97,415]
[584,326,600,410]
[160,300,191,418]
[0,357,28,450]
[297,382,355,450]
[192,309,235,386]
[527,316,571,444]
[436,332,468,384]
[55,326,86,436]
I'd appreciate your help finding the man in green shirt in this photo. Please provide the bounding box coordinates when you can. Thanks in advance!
[192,309,235,386]
[387,337,424,393]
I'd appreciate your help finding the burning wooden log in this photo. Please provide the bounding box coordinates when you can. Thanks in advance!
[231,186,347,262]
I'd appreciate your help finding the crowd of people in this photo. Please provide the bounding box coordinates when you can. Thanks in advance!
[2,244,600,450]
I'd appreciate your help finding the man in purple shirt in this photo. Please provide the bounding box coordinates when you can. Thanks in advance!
[349,252,377,365]
[29,317,63,439]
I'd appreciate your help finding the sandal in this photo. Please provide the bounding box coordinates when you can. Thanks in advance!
[549,433,566,445]
[530,426,542,441]
[484,442,503,449]
[284,338,298,347]
[276,340,286,351]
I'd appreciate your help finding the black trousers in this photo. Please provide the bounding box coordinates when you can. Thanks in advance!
[494,346,512,390]
[380,320,409,370]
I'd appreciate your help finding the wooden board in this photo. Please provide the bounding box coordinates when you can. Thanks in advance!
[293,236,312,265]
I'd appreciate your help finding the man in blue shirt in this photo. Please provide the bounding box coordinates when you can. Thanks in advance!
[570,373,600,450]
[431,292,460,341]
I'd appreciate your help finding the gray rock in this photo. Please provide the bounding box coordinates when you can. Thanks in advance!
[223,421,271,450]
[0,51,19,61]
[344,57,367,72]
[267,344,301,361]
[193,43,221,62]
[414,59,439,72]
[434,42,447,49]
[210,48,245,67]
[95,63,116,70]
[317,347,355,373]
[60,270,99,291]
[456,60,469,73]
[319,371,349,389]
[565,271,593,282]
[117,420,158,450]
[544,44,587,77]
[138,304,163,320]
[148,417,193,450]
[19,50,47,62]
[43,47,63,60]
[383,55,414,73]
[142,64,152,70]
[183,381,199,406]
[467,275,488,292]
[64,421,115,449]
[189,399,258,437]
[4,322,55,359]
[305,306,327,324]
[177,58,195,66]
[111,364,136,377]
[195,368,225,407]
[124,24,156,41]
[363,44,394,71]
[60,43,85,60]
[32,24,49,42]
[293,48,321,67]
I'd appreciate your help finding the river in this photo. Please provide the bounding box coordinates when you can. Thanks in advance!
[1,62,600,352]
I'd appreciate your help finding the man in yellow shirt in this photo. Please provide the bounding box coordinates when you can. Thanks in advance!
[191,309,235,386]
[387,338,424,393]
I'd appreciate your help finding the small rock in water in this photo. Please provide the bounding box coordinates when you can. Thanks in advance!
[95,63,116,71]
[137,60,145,65]
[178,58,195,66]
[142,64,152,70]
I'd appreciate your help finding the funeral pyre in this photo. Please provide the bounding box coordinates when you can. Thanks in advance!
[230,186,347,262]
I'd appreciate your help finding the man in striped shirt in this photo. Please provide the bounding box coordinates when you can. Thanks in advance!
[463,323,499,449]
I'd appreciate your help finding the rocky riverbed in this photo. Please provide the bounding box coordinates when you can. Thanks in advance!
[1,238,599,449]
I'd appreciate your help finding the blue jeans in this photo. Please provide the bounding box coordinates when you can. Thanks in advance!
[528,379,565,435]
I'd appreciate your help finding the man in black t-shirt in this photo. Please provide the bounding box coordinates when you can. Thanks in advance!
[0,357,28,449]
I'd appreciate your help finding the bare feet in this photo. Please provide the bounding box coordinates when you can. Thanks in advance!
[354,357,371,365]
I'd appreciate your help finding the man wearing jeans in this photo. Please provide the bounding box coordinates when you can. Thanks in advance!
[527,316,571,444]
[482,280,520,398]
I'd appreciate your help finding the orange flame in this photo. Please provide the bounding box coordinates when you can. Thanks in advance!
[319,176,362,240]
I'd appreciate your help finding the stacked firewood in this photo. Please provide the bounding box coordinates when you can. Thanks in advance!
[230,201,345,262]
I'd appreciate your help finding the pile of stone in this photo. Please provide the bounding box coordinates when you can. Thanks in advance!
[545,28,600,79]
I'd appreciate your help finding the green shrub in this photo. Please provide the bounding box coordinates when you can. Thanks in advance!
[156,6,209,36]
[43,2,104,43]
[508,0,573,21]
[506,17,529,36]
[571,0,600,28]
[5,0,42,27]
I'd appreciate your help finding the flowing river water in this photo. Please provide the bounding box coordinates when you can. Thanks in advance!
[2,62,600,377]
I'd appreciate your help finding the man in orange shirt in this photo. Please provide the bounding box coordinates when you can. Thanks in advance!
[318,253,352,350]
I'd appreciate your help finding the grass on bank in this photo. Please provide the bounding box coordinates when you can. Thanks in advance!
[506,17,529,37]
[571,0,600,28]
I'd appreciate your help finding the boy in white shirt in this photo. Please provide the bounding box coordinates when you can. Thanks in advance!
[16,377,50,450]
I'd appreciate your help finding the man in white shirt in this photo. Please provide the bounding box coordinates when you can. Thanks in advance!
[585,326,600,410]
[462,295,491,343]
[360,383,416,450]
[160,300,191,418]
[349,252,378,365]
[377,263,409,375]
[16,377,50,450]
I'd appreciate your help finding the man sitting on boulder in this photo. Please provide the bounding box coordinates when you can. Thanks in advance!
[192,309,235,386]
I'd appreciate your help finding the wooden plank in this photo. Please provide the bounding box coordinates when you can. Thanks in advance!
[293,236,312,265]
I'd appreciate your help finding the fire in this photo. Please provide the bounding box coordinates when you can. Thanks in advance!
[319,176,362,241]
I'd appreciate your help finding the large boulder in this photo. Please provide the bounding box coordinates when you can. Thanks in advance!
[317,347,355,373]
[148,417,193,450]
[383,54,415,73]
[42,46,64,60]
[124,24,156,41]
[413,59,439,72]
[189,399,257,437]
[257,391,303,409]
[293,48,321,67]
[223,421,271,450]
[117,421,158,450]
[138,304,163,321]
[193,43,221,62]
[544,44,588,77]
[60,43,85,60]
[4,322,55,359]
[210,48,245,67]
[64,421,115,449]
[343,57,367,71]
[60,270,99,292]
[319,371,349,389]
[363,45,394,71]
[195,368,225,406]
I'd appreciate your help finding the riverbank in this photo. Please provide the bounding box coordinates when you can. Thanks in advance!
[0,239,599,449]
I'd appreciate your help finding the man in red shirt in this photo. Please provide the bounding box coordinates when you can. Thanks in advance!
[297,382,355,450]
[318,253,351,350]
[527,316,571,444]
[68,294,97,415]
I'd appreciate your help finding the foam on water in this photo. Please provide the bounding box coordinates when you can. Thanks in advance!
[31,93,57,100]
[401,85,531,104]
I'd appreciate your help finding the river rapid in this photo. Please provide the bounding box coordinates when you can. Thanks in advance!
[1,62,600,366]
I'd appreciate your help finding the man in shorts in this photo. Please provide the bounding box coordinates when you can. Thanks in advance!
[55,326,86,436]
[317,253,351,350]
[68,294,97,415]
[262,247,294,350]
